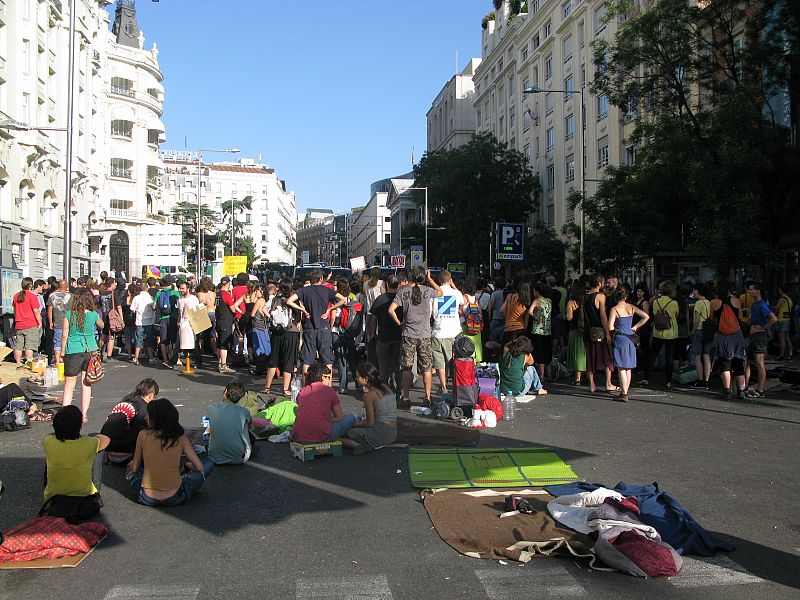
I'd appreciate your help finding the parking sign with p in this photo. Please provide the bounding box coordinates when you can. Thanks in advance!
[496,223,524,261]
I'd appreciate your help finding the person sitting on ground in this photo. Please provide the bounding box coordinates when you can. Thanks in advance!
[499,336,547,397]
[127,398,213,506]
[42,405,109,517]
[343,362,397,455]
[206,381,254,464]
[100,378,159,462]
[290,362,355,443]
[253,395,298,438]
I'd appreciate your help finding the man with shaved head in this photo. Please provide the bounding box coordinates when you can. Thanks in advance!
[47,279,72,364]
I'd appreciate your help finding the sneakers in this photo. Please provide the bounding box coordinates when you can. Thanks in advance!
[397,396,412,410]
[131,358,139,366]
[218,364,235,374]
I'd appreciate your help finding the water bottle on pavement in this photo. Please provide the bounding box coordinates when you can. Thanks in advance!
[502,391,516,421]
[201,415,210,443]
[290,374,302,402]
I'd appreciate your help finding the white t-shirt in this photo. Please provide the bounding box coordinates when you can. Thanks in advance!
[363,280,384,312]
[177,294,200,325]
[432,284,465,339]
[476,287,492,311]
[130,291,156,327]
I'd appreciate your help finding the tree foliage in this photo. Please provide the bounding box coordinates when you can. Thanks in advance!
[170,201,218,269]
[584,0,799,277]
[413,132,540,269]
[525,223,567,277]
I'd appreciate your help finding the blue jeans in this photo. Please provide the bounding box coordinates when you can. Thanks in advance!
[129,458,214,506]
[328,414,357,442]
[521,365,543,395]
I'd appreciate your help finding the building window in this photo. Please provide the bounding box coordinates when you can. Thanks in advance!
[565,114,574,140]
[546,165,555,190]
[532,66,539,87]
[111,119,133,138]
[625,145,637,166]
[564,75,574,100]
[508,75,514,97]
[21,93,31,124]
[476,108,482,129]
[545,54,553,79]
[595,3,608,33]
[244,213,251,224]
[509,108,515,129]
[545,92,554,115]
[563,1,573,20]
[499,115,505,139]
[544,20,552,38]
[563,34,573,62]
[565,154,575,182]
[110,158,133,179]
[597,94,609,119]
[578,20,585,47]
[524,143,531,163]
[597,137,609,167]
[23,39,32,74]
[530,0,540,16]
[110,77,134,97]
[535,136,540,158]
[546,127,555,151]
[532,33,540,51]
[522,46,529,62]
[547,204,555,226]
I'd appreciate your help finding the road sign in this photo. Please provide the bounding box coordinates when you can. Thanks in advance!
[391,255,406,269]
[496,223,524,261]
[493,261,502,271]
[447,262,466,274]
[222,255,248,276]
[410,245,423,251]
[410,250,424,267]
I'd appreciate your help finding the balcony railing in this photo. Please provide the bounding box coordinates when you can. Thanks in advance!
[110,167,132,179]
[110,85,135,98]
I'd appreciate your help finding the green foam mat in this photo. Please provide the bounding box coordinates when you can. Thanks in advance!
[408,447,581,488]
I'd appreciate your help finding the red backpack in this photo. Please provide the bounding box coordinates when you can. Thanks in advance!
[718,301,739,335]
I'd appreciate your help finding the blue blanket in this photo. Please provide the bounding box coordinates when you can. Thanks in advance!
[545,481,734,556]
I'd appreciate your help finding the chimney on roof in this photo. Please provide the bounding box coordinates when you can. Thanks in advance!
[112,0,140,49]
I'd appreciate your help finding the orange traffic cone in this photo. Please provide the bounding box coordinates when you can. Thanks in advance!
[182,356,196,375]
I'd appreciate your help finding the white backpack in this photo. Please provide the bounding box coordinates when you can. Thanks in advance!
[270,297,292,330]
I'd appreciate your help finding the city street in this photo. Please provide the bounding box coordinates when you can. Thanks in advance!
[1,358,799,599]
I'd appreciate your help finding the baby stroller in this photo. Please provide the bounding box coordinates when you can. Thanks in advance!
[445,335,480,420]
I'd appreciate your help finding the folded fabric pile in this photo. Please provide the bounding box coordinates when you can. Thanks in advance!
[0,516,107,563]
[547,488,682,576]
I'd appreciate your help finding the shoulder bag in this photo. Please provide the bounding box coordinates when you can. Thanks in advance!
[78,312,104,386]
[108,292,125,334]
[583,299,605,343]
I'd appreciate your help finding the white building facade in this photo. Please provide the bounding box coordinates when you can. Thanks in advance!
[349,190,390,266]
[426,58,481,153]
[473,0,634,234]
[160,152,297,266]
[0,0,178,290]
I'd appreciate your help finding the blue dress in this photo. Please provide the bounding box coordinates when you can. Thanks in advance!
[613,315,637,369]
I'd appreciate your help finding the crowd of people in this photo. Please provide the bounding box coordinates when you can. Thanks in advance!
[4,265,798,515]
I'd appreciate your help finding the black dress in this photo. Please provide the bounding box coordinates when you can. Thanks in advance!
[583,292,613,371]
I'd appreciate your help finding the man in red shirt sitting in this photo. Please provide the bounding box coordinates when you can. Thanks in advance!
[290,362,355,443]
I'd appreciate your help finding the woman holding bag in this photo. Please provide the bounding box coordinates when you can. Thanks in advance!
[61,291,104,423]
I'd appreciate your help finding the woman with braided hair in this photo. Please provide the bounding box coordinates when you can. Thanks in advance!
[343,361,398,455]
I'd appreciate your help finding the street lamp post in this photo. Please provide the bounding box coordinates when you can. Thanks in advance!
[196,147,239,277]
[523,86,585,274]
[405,187,428,266]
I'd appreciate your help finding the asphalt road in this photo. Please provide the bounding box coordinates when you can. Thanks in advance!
[1,356,799,600]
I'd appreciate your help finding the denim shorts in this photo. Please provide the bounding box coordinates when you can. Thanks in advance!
[775,321,791,333]
[53,327,64,352]
[691,330,713,356]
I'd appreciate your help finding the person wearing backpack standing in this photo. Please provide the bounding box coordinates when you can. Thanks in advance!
[263,278,300,395]
[130,282,157,365]
[431,270,466,395]
[155,276,180,369]
[331,278,359,393]
[690,283,714,389]
[649,280,680,388]
[745,282,777,399]
[47,279,72,367]
[368,275,403,397]
[461,278,485,363]
[711,282,747,400]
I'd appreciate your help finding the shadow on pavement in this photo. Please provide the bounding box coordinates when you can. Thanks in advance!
[713,531,800,590]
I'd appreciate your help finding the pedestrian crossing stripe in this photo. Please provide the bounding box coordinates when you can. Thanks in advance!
[437,295,458,317]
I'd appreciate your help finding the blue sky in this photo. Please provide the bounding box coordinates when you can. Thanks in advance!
[122,0,488,216]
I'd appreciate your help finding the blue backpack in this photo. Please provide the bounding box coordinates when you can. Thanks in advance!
[157,289,173,316]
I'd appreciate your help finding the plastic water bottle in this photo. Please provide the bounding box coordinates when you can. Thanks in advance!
[290,374,301,402]
[201,415,210,443]
[503,391,516,421]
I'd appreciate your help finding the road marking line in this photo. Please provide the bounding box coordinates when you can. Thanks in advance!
[296,574,392,599]
[671,556,763,588]
[476,564,586,598]
[103,585,200,600]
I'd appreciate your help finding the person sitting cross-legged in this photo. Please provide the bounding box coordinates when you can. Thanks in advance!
[342,362,397,455]
[290,362,355,443]
[207,381,254,465]
[127,398,213,506]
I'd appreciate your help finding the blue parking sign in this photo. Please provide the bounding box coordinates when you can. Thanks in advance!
[496,223,524,261]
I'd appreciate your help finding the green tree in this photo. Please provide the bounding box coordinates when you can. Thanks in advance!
[413,132,540,269]
[584,0,799,277]
[525,223,567,276]
[170,201,218,268]
[219,196,254,258]
[400,222,425,252]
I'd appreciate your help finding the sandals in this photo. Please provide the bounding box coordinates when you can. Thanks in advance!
[30,410,53,422]
[745,389,765,399]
